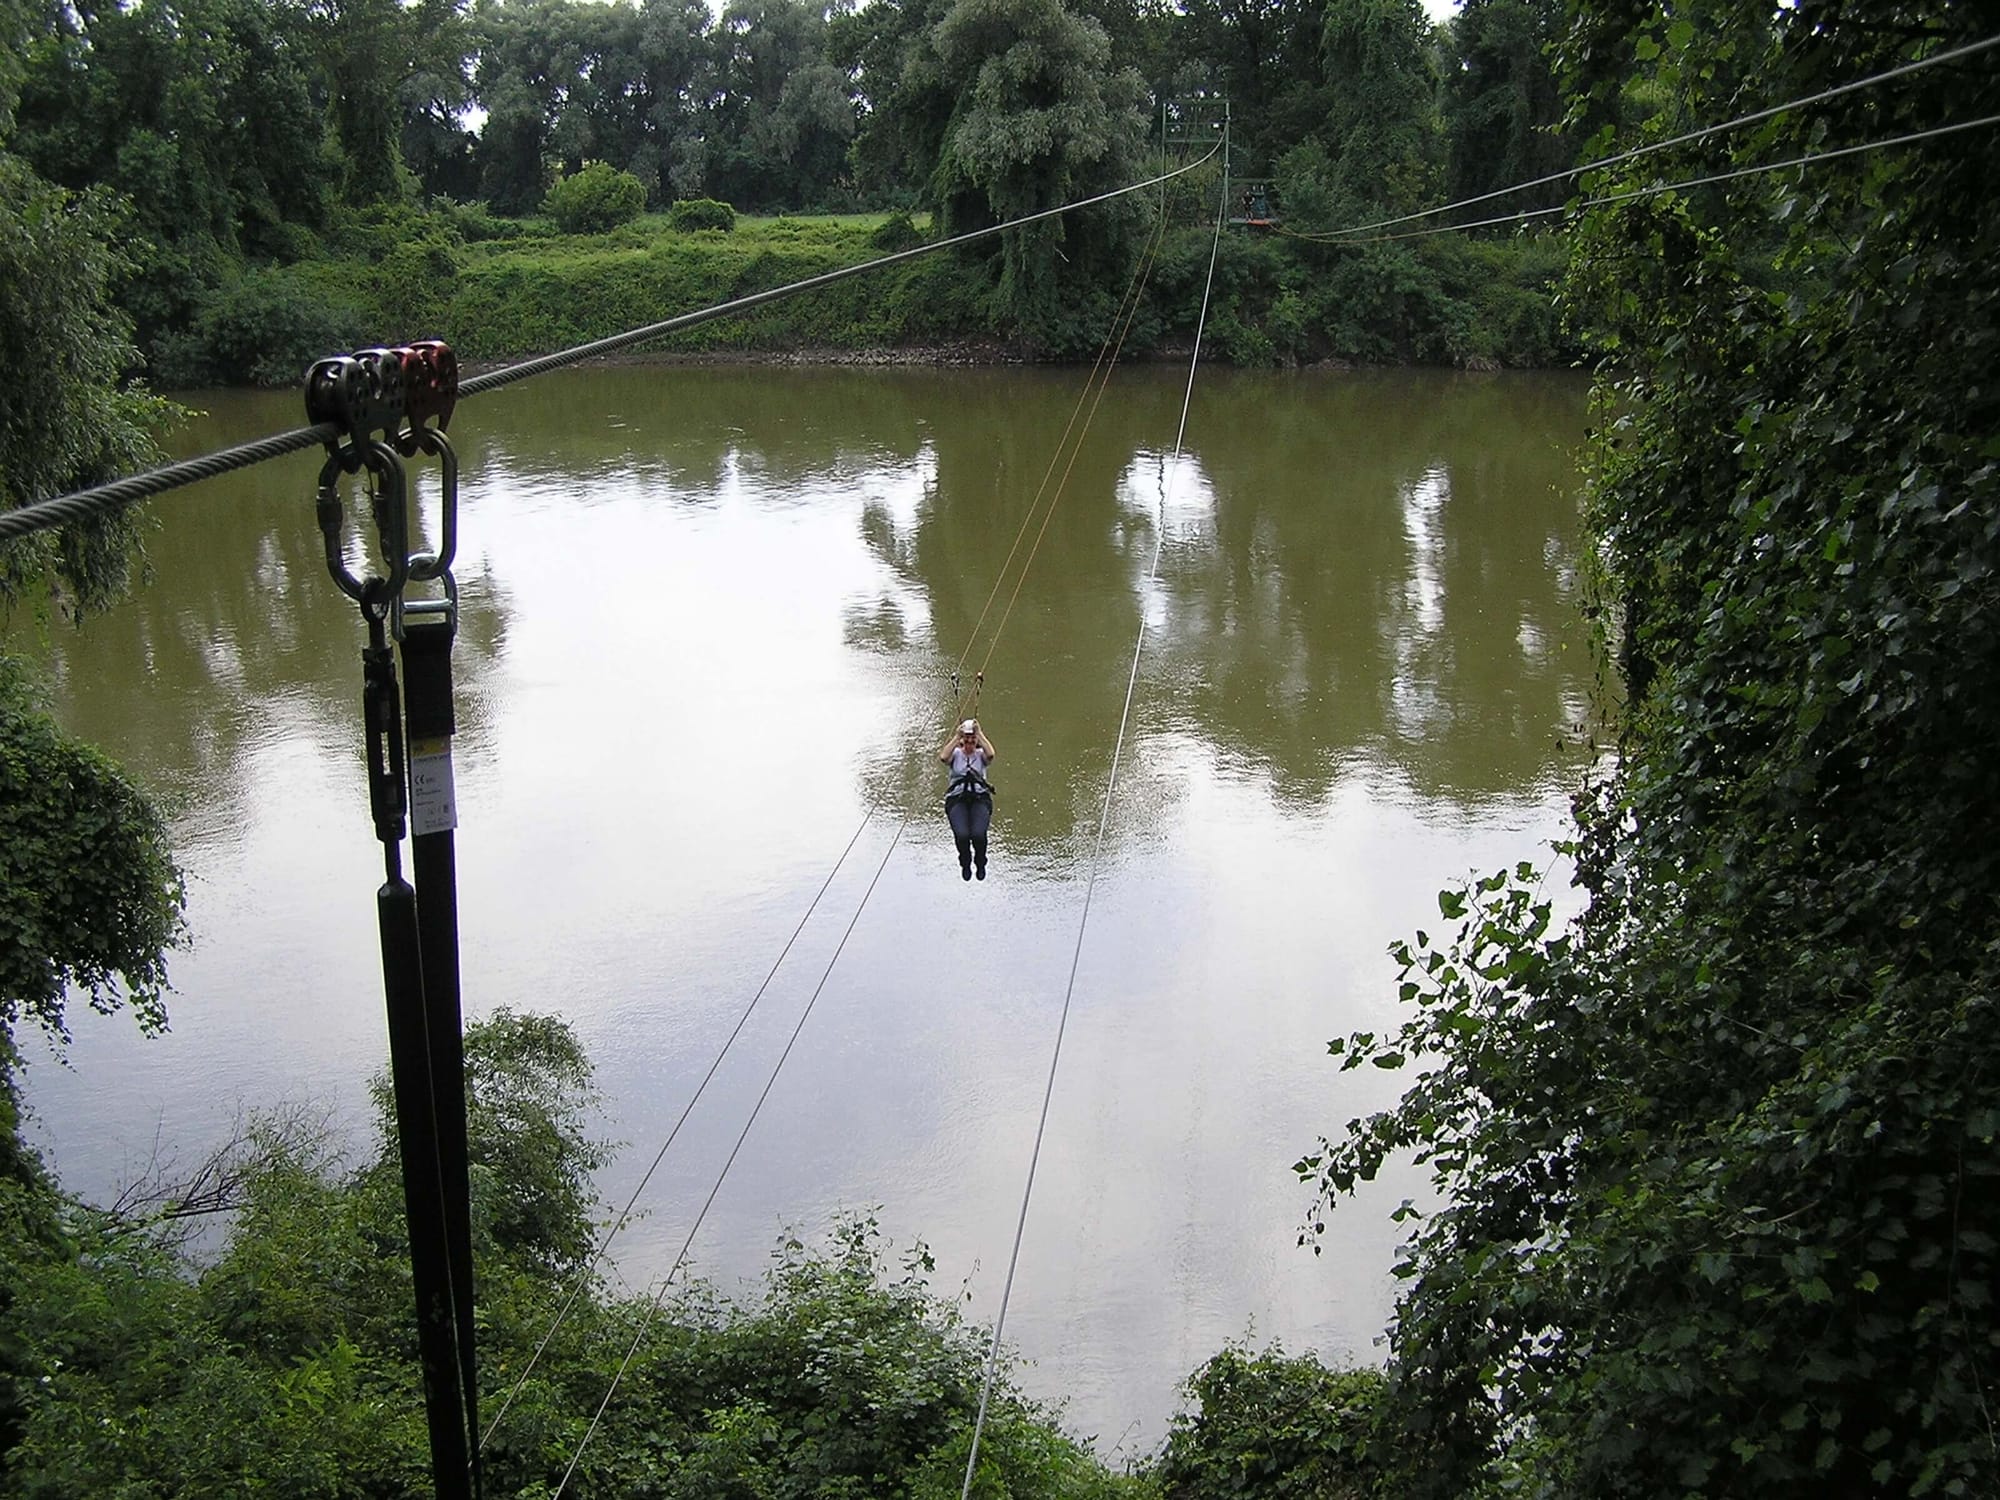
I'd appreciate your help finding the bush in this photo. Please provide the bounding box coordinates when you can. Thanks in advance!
[869,212,924,253]
[433,198,532,244]
[1154,1346,1387,1499]
[669,197,736,233]
[152,267,362,389]
[542,162,648,235]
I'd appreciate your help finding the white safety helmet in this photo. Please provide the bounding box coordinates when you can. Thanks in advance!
[959,720,978,736]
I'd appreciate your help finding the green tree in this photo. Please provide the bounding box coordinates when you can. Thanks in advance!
[14,0,333,351]
[307,0,467,205]
[1440,0,1570,215]
[705,0,858,211]
[472,0,586,213]
[1298,2,2000,1495]
[923,0,1148,346]
[831,0,959,203]
[615,0,714,202]
[1170,0,1328,172]
[1316,0,1442,218]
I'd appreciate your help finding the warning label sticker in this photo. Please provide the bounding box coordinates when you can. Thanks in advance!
[409,737,458,836]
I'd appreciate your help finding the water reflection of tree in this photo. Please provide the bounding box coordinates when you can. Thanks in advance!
[10,368,1595,865]
[850,367,1595,849]
[1147,369,1594,809]
[461,364,937,496]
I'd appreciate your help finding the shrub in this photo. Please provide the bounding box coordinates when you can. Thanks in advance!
[869,212,924,253]
[1154,1346,1387,1499]
[153,267,362,389]
[433,197,531,244]
[668,197,736,233]
[542,162,648,235]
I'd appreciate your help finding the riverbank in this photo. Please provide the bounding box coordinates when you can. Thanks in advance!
[152,202,1578,388]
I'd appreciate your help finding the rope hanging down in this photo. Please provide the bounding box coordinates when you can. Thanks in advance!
[550,820,909,1497]
[958,217,1171,722]
[499,215,1184,1447]
[959,166,1230,1500]
[0,148,1217,546]
[948,211,1171,721]
[305,350,482,1500]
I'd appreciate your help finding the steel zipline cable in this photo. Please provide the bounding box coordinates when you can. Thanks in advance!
[1278,112,2000,248]
[0,148,1218,547]
[1296,29,2000,242]
[958,148,1231,1500]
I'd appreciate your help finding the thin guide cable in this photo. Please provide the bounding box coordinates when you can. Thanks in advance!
[950,212,1167,699]
[972,219,1168,693]
[477,808,877,1452]
[958,168,1229,1500]
[1282,113,2000,247]
[1309,30,2000,240]
[552,820,909,1497]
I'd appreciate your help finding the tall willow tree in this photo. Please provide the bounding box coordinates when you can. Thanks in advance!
[1299,1,2000,1494]
[923,0,1146,347]
[1316,0,1440,216]
[1441,0,1568,211]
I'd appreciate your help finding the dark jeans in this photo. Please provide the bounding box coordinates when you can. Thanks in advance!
[947,794,991,870]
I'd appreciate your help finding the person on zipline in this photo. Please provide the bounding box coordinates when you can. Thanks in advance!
[939,718,996,880]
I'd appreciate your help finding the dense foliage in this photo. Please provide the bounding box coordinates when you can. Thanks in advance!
[1155,1345,1385,1499]
[1299,1,2000,1494]
[0,659,184,1044]
[543,158,650,232]
[0,1011,1151,1497]
[7,0,1578,375]
[0,0,187,1049]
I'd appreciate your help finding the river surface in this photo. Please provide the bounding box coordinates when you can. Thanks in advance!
[13,362,1594,1455]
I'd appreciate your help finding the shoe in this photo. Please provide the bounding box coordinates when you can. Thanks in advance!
[975,859,986,881]
[961,862,973,881]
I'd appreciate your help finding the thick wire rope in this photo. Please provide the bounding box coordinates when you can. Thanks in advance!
[1278,112,2000,247]
[1301,29,2000,241]
[949,213,1169,713]
[476,807,877,1453]
[0,150,1218,547]
[957,161,1229,1500]
[550,820,908,1498]
[11,29,1986,544]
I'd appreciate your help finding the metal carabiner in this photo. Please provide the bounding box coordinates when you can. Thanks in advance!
[316,441,411,635]
[317,447,367,605]
[406,427,458,583]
